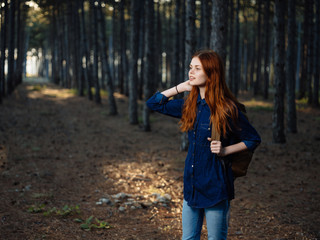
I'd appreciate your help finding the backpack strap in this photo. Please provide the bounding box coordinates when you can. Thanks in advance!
[211,124,221,141]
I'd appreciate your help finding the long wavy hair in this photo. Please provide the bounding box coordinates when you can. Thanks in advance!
[180,50,243,137]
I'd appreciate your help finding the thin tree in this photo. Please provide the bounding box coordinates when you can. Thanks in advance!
[306,0,314,104]
[313,0,320,107]
[254,0,262,96]
[298,0,312,99]
[172,0,180,89]
[263,0,271,99]
[128,0,141,124]
[286,0,297,133]
[97,1,117,115]
[181,0,196,151]
[118,0,127,95]
[143,0,155,131]
[227,0,234,88]
[179,0,186,85]
[210,0,228,64]
[90,0,101,104]
[80,0,93,100]
[273,0,286,143]
[0,0,8,102]
[232,0,240,97]
[7,0,16,95]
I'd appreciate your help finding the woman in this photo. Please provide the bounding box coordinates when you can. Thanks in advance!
[147,50,261,240]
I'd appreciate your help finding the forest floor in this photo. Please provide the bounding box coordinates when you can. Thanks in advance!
[0,79,319,240]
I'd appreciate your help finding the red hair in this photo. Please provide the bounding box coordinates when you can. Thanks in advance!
[180,50,242,137]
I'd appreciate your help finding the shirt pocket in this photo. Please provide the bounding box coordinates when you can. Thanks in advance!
[198,123,211,146]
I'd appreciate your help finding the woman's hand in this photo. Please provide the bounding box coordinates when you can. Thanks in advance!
[161,80,193,98]
[207,138,225,157]
[177,80,193,93]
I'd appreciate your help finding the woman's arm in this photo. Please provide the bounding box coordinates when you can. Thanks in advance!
[208,139,248,157]
[161,80,193,97]
[146,80,192,118]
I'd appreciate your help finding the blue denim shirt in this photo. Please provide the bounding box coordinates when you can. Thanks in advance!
[147,92,261,208]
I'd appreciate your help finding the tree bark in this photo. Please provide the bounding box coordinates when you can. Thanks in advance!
[181,0,196,151]
[172,0,180,88]
[313,0,320,107]
[228,0,234,90]
[98,1,117,115]
[210,0,228,64]
[263,0,271,99]
[306,0,314,104]
[118,0,127,95]
[232,0,240,97]
[128,0,141,124]
[0,0,8,102]
[179,0,186,85]
[80,0,93,100]
[298,0,311,99]
[143,0,155,131]
[286,0,297,133]
[272,0,286,143]
[7,0,16,95]
[254,0,262,96]
[90,0,101,104]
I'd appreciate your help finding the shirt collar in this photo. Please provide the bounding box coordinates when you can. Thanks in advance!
[197,94,207,105]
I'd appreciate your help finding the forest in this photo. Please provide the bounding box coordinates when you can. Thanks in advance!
[0,0,319,239]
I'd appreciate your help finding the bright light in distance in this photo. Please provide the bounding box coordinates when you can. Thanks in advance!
[25,1,39,9]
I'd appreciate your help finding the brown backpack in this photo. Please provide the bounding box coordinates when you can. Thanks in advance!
[211,109,253,178]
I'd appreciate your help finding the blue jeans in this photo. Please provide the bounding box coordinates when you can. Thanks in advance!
[182,199,230,240]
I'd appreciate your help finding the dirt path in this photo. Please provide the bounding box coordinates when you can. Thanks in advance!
[0,82,319,240]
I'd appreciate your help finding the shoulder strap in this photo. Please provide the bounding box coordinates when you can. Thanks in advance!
[211,124,221,141]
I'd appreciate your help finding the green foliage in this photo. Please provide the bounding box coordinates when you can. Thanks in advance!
[27,203,46,213]
[27,204,111,231]
[43,205,81,217]
[80,216,112,231]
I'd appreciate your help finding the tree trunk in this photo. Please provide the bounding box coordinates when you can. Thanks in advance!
[0,0,8,102]
[155,1,162,91]
[179,0,186,85]
[90,0,101,104]
[263,0,271,99]
[272,0,286,143]
[227,0,234,86]
[138,2,145,100]
[143,0,155,131]
[128,0,141,124]
[199,0,211,49]
[98,1,117,115]
[111,1,117,91]
[313,0,320,107]
[232,0,240,97]
[286,0,297,133]
[298,0,311,99]
[172,0,180,88]
[118,0,126,95]
[7,0,16,95]
[254,0,262,96]
[80,0,93,100]
[242,3,248,91]
[210,0,228,64]
[306,0,314,105]
[181,0,196,151]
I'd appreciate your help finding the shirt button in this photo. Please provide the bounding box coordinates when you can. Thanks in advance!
[192,165,194,168]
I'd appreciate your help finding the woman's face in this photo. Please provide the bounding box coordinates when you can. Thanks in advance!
[189,57,207,87]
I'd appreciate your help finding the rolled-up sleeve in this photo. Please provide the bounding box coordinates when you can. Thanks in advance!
[146,92,184,118]
[235,110,261,151]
